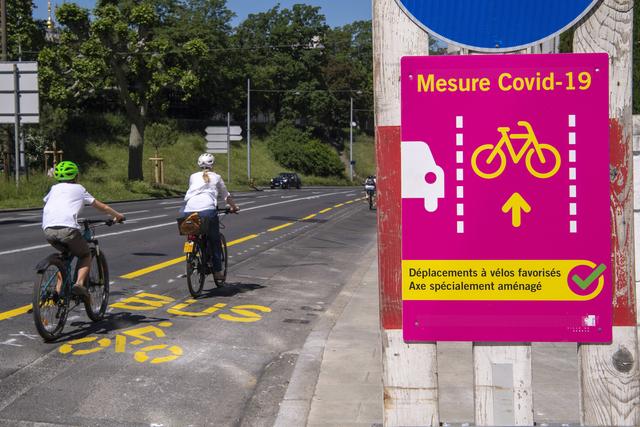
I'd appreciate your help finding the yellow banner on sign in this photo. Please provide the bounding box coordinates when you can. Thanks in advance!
[402,260,605,302]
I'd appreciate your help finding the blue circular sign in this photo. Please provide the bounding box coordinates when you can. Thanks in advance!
[395,0,598,51]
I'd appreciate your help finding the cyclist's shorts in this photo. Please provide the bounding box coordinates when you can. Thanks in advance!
[44,227,90,258]
[365,185,375,191]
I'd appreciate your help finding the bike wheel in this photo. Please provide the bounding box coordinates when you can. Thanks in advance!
[368,193,373,210]
[33,261,68,341]
[84,249,109,322]
[186,243,205,297]
[526,144,561,179]
[471,144,507,179]
[214,234,228,288]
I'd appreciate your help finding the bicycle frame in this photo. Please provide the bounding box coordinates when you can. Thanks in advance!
[488,121,549,165]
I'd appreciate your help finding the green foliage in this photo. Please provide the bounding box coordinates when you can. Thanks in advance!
[145,122,179,155]
[267,122,344,177]
[4,1,44,62]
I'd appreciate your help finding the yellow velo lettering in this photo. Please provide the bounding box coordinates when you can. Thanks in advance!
[167,300,228,317]
[59,337,111,356]
[134,344,183,364]
[121,324,170,341]
[110,293,175,311]
[218,305,272,323]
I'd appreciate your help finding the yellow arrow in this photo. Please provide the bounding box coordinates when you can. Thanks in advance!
[501,192,531,228]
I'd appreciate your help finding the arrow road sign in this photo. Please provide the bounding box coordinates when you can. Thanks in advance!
[206,126,242,135]
[206,141,228,150]
[206,134,243,142]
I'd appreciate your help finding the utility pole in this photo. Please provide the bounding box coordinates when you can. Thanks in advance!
[349,96,354,181]
[247,78,251,182]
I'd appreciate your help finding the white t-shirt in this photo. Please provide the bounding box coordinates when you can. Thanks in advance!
[42,183,96,230]
[184,171,230,212]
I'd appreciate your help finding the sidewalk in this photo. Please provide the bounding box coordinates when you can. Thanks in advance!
[306,247,382,427]
[274,244,382,427]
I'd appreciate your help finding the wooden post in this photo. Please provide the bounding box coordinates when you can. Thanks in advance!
[149,157,164,184]
[574,1,640,425]
[373,1,438,425]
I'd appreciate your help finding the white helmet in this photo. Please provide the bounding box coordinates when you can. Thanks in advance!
[197,153,215,168]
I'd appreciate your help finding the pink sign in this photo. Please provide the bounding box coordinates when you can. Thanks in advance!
[401,53,610,342]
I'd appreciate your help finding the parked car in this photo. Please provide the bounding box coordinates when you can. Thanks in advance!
[270,172,301,189]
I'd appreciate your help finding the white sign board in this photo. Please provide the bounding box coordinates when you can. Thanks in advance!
[0,62,39,124]
[206,134,242,142]
[206,141,228,151]
[206,126,242,135]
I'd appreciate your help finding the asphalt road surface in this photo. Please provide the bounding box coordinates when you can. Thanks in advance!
[0,187,377,426]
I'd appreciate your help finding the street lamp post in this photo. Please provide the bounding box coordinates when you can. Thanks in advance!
[349,96,354,181]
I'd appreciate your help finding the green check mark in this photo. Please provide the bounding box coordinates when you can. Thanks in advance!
[572,264,607,290]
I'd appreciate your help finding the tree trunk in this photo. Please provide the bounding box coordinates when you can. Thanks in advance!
[128,119,144,181]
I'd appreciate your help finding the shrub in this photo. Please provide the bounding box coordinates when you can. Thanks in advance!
[267,122,344,177]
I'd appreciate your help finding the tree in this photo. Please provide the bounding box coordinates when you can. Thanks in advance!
[234,5,330,130]
[41,0,232,180]
[145,122,178,156]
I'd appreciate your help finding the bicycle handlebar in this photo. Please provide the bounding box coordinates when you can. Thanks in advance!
[80,217,126,228]
[216,207,237,215]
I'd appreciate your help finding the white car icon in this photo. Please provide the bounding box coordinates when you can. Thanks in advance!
[401,141,445,212]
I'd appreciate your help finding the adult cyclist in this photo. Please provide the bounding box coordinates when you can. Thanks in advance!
[182,153,239,281]
[42,161,125,300]
[364,175,376,209]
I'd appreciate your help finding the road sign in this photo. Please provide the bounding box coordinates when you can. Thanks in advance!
[206,126,242,135]
[400,53,610,342]
[395,0,598,51]
[0,62,39,124]
[205,134,243,142]
[206,142,228,151]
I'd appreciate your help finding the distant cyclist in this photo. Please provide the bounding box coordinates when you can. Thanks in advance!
[42,161,125,300]
[364,175,377,209]
[182,153,239,281]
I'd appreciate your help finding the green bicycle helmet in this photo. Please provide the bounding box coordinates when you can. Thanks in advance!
[53,161,79,181]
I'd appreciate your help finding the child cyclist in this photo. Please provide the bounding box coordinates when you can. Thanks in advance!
[42,161,125,300]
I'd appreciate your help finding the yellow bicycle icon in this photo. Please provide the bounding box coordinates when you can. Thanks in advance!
[471,121,561,179]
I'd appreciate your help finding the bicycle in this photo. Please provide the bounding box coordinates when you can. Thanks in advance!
[182,208,230,297]
[471,120,561,180]
[33,218,124,342]
[365,187,376,210]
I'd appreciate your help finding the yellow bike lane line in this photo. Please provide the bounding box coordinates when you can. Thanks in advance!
[0,198,365,322]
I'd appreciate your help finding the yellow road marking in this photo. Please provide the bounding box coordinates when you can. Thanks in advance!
[268,223,294,232]
[301,214,317,220]
[345,200,354,204]
[319,208,332,214]
[0,304,31,321]
[120,234,259,279]
[227,234,259,247]
[333,203,344,208]
[121,257,186,279]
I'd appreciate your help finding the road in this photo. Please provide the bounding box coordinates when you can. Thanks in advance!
[0,187,377,426]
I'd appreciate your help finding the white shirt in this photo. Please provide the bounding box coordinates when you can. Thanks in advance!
[42,183,96,230]
[184,171,230,212]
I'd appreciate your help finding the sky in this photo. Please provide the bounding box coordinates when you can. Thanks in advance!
[33,0,372,28]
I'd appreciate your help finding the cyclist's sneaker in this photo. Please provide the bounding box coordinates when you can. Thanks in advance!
[213,271,225,281]
[71,284,90,301]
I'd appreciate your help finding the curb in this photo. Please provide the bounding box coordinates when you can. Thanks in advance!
[273,243,377,427]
